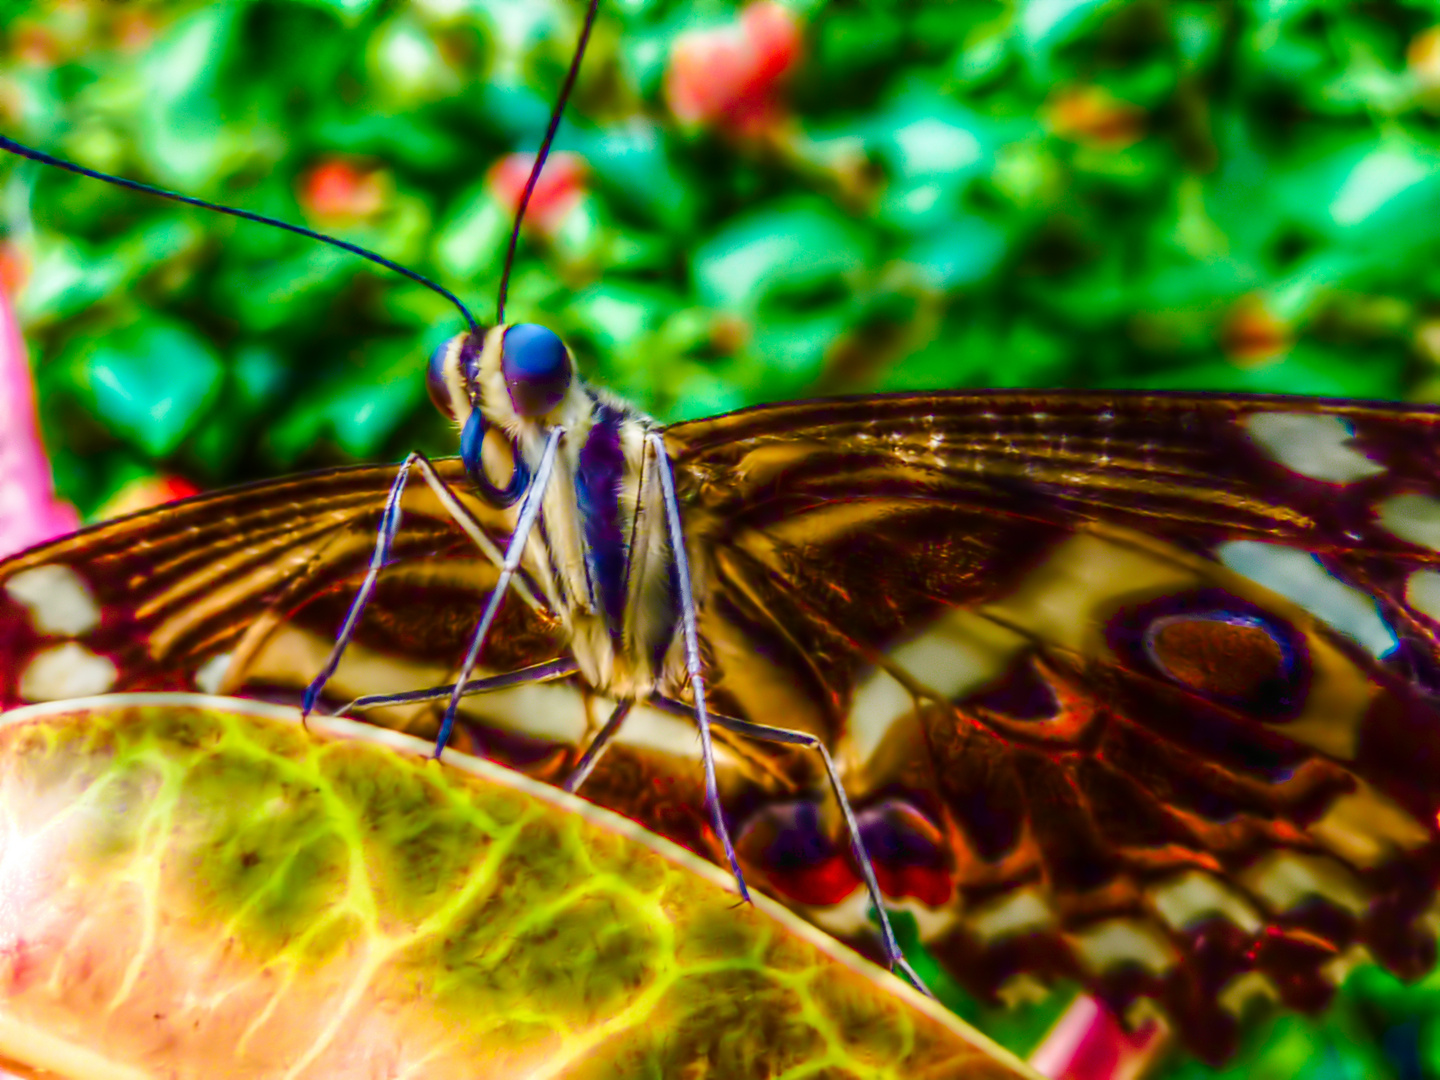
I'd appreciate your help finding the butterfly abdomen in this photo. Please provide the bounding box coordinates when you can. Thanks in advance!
[575,401,632,636]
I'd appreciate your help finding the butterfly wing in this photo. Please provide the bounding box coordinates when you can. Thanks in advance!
[662,391,1440,1060]
[7,390,1440,1059]
[0,460,570,720]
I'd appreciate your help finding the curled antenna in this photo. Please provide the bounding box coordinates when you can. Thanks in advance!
[494,0,602,326]
[0,134,480,337]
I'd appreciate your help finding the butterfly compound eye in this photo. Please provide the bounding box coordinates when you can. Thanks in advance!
[426,332,485,420]
[502,323,571,417]
[426,337,458,419]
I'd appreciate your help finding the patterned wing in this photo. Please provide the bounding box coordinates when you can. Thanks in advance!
[661,391,1440,1061]
[0,460,571,733]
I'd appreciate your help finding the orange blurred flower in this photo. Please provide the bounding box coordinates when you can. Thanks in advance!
[1410,27,1440,90]
[12,24,60,66]
[298,159,386,221]
[1220,294,1291,366]
[112,9,158,53]
[1045,85,1145,150]
[0,243,28,299]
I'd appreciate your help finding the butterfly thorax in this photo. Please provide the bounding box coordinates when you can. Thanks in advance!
[437,325,682,699]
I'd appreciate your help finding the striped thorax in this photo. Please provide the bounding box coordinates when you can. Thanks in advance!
[430,323,683,701]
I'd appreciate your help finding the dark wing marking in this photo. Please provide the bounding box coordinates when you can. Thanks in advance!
[663,391,1440,1062]
[0,459,567,723]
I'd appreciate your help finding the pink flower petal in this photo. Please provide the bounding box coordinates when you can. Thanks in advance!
[0,281,79,559]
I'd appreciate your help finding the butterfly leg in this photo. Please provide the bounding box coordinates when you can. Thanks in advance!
[340,657,579,715]
[563,699,634,792]
[434,427,565,757]
[301,451,544,719]
[651,694,932,998]
[646,432,750,904]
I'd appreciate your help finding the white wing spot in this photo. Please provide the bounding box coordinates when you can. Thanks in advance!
[1150,870,1261,934]
[1406,569,1440,622]
[850,610,1025,763]
[1239,850,1368,916]
[1378,493,1440,551]
[1069,919,1177,975]
[1217,541,1398,657]
[194,652,234,695]
[1244,412,1385,484]
[967,887,1055,945]
[1307,781,1429,869]
[1218,971,1280,1017]
[19,642,118,702]
[4,564,101,637]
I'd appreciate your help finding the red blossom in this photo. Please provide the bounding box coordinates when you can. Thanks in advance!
[298,159,385,221]
[487,152,587,237]
[665,2,803,138]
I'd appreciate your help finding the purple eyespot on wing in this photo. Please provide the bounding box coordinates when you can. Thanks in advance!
[855,797,953,907]
[1106,589,1309,719]
[733,799,860,908]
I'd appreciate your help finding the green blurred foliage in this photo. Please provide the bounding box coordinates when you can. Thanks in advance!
[8,0,1440,517]
[7,0,1440,1074]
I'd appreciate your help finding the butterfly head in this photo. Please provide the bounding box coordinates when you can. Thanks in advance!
[427,322,582,430]
[427,323,590,503]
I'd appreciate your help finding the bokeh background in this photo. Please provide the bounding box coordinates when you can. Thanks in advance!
[6,0,1440,1076]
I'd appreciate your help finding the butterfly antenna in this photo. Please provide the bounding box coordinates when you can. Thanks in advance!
[0,134,480,337]
[494,0,601,326]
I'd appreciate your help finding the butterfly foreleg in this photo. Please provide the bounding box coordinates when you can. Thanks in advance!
[434,427,566,757]
[301,453,417,717]
[300,450,548,719]
[646,432,751,904]
[562,699,634,792]
[340,657,579,715]
[406,452,546,613]
[650,694,931,998]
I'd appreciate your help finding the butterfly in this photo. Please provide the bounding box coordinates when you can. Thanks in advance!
[6,1,1440,1068]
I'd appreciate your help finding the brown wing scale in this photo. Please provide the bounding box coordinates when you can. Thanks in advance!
[664,391,1440,1061]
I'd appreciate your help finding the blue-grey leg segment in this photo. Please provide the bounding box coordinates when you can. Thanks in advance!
[651,693,932,999]
[434,427,565,758]
[563,698,634,793]
[302,455,415,718]
[646,432,750,904]
[340,657,579,715]
[301,450,537,718]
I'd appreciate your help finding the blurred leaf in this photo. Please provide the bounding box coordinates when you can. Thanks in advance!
[136,6,246,190]
[77,321,224,457]
[693,199,870,313]
[1017,0,1119,70]
[901,215,1008,289]
[268,338,425,463]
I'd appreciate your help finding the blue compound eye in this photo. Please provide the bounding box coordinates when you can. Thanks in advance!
[426,337,458,419]
[502,323,571,417]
